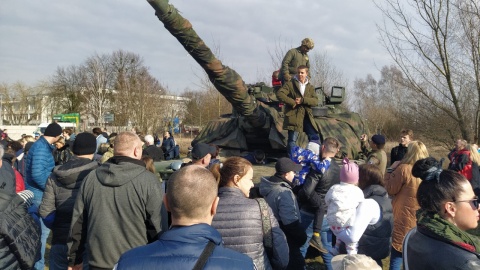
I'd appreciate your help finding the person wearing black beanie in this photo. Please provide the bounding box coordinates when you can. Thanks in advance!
[44,123,63,137]
[38,131,99,269]
[73,132,97,156]
[25,122,63,269]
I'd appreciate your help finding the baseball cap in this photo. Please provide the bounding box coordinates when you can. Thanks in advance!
[191,143,215,160]
[275,157,302,174]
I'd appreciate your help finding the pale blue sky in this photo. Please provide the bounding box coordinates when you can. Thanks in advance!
[0,0,391,93]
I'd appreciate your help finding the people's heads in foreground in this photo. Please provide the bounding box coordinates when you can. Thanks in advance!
[63,128,73,139]
[210,157,253,197]
[340,158,359,185]
[412,157,479,231]
[44,122,63,142]
[322,137,340,157]
[358,164,385,190]
[92,127,103,137]
[72,132,97,157]
[113,132,143,160]
[332,254,381,270]
[191,143,215,166]
[369,134,386,150]
[144,135,155,146]
[166,165,219,225]
[275,157,302,182]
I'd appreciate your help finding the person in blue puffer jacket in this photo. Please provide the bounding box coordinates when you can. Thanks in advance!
[115,165,254,270]
[25,122,62,270]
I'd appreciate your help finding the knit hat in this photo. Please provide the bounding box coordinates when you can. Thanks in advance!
[73,132,97,155]
[340,157,359,184]
[275,157,302,174]
[371,134,385,145]
[44,123,62,137]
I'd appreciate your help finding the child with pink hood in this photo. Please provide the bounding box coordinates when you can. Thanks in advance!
[325,158,380,255]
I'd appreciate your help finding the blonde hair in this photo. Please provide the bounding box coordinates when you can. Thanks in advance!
[21,135,35,145]
[467,144,480,164]
[402,141,429,165]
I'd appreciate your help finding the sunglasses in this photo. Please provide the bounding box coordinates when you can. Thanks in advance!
[455,197,480,210]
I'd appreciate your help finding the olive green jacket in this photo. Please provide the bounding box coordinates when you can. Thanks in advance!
[276,78,319,133]
[279,47,310,81]
[361,142,388,175]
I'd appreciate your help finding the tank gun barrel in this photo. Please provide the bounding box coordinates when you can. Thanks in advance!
[147,0,266,127]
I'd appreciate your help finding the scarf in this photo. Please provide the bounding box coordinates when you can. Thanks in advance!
[417,208,480,253]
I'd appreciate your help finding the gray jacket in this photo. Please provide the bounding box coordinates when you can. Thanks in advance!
[259,176,301,227]
[212,187,289,270]
[67,156,163,269]
[39,156,99,245]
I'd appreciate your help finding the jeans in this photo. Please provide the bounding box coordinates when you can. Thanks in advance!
[50,244,90,270]
[389,246,403,270]
[49,244,68,270]
[300,210,333,270]
[32,195,50,270]
[287,118,319,155]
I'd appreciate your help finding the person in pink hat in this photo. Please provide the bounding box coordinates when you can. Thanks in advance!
[325,158,371,255]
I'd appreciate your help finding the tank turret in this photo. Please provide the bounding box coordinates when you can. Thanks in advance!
[146,0,368,159]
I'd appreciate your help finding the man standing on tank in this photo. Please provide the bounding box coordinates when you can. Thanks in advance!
[277,65,320,155]
[279,38,314,83]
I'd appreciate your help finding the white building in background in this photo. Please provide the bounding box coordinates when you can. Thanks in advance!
[0,94,52,126]
[0,92,190,130]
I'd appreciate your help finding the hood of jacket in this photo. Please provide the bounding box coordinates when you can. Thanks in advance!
[363,184,389,199]
[52,156,99,188]
[96,156,147,187]
[259,175,292,198]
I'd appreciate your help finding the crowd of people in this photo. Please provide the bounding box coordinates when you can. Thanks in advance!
[1,121,479,270]
[1,37,480,269]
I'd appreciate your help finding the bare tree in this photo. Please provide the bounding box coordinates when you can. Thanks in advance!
[81,53,115,125]
[374,0,480,143]
[0,82,45,125]
[49,65,85,113]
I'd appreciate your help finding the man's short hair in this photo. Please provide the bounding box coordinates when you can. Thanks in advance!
[400,129,413,139]
[167,165,218,220]
[92,127,102,136]
[63,128,73,136]
[297,65,309,72]
[114,131,141,156]
[323,137,340,154]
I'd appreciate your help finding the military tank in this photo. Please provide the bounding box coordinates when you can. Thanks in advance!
[146,0,368,160]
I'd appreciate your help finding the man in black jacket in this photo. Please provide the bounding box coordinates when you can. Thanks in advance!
[142,134,164,161]
[297,137,340,269]
[390,129,413,165]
